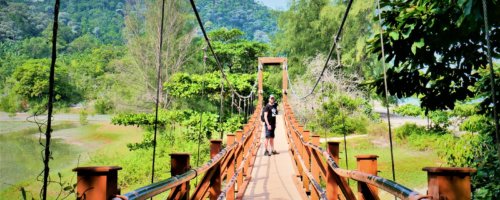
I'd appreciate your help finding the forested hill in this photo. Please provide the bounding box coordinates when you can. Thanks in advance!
[197,0,278,42]
[0,0,125,44]
[0,0,278,43]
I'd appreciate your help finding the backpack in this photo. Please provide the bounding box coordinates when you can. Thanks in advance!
[260,106,266,122]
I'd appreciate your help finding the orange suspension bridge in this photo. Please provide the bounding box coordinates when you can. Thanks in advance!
[72,57,476,200]
[40,0,493,199]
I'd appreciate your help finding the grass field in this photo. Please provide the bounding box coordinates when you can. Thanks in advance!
[322,135,444,199]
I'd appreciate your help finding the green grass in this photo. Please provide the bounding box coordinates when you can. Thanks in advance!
[322,135,443,198]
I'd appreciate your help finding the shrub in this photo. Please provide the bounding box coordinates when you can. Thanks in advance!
[459,115,489,132]
[394,123,427,140]
[394,104,422,117]
[94,98,114,114]
[439,133,500,199]
[0,92,22,114]
[79,109,89,125]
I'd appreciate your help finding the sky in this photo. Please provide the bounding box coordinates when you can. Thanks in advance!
[255,0,290,10]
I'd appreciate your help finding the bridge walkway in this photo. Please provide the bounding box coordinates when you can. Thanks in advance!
[243,113,307,200]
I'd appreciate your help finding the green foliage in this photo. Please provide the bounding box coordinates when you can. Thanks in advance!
[10,59,81,111]
[182,112,219,141]
[394,104,453,130]
[460,115,489,132]
[94,98,114,114]
[394,104,423,117]
[112,109,191,127]
[79,109,89,125]
[0,91,23,114]
[394,123,427,140]
[197,0,278,42]
[395,123,450,151]
[368,0,500,111]
[0,1,49,41]
[451,102,478,117]
[20,37,51,58]
[428,110,450,130]
[67,34,101,53]
[314,93,370,135]
[0,0,125,44]
[275,0,376,75]
[165,72,256,101]
[440,133,500,199]
[476,66,500,117]
[222,115,244,134]
[208,28,269,73]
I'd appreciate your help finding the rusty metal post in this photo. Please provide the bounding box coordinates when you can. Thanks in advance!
[226,134,236,200]
[73,166,122,200]
[209,140,222,200]
[327,142,340,200]
[168,153,191,200]
[310,135,321,200]
[302,130,311,194]
[423,167,476,200]
[356,155,379,200]
[236,130,243,191]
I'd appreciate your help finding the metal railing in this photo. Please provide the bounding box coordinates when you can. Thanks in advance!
[282,99,430,200]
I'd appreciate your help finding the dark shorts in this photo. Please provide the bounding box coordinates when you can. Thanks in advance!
[265,128,275,138]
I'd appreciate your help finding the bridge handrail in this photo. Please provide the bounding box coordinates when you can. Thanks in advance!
[217,124,260,199]
[284,122,328,199]
[122,142,239,200]
[122,104,262,200]
[283,101,429,200]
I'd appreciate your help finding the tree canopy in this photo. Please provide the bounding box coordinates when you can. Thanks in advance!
[368,0,500,111]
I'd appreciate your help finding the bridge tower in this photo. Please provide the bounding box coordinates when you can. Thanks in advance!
[257,57,288,103]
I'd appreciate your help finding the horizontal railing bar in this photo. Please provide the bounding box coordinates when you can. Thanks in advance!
[123,142,239,200]
[284,102,429,200]
[285,124,327,199]
[218,129,260,200]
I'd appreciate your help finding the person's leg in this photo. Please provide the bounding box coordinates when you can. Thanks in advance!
[264,129,270,155]
[270,129,278,154]
[270,138,274,151]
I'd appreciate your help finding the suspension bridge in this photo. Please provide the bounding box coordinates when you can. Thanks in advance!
[72,57,476,200]
[37,0,492,199]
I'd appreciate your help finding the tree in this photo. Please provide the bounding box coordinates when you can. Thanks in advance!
[208,28,268,73]
[274,0,376,78]
[368,0,500,112]
[368,1,500,197]
[10,59,81,110]
[118,0,196,108]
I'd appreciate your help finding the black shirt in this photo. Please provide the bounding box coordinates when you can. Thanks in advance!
[264,103,278,129]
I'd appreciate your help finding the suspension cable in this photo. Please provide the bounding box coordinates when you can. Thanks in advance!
[376,0,396,183]
[188,0,254,100]
[42,0,60,199]
[195,47,208,186]
[219,77,224,139]
[301,0,354,99]
[151,0,166,185]
[335,46,350,178]
[481,0,500,159]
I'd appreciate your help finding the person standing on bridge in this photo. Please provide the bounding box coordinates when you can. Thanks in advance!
[264,94,279,156]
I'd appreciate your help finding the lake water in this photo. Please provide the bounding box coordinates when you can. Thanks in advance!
[0,121,81,191]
